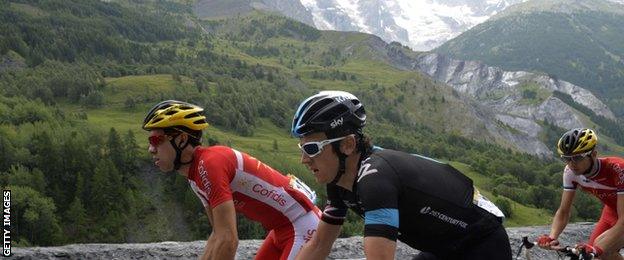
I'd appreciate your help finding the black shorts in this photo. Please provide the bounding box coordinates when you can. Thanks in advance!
[412,224,512,260]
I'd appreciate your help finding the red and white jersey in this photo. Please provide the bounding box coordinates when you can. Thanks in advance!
[563,157,624,209]
[187,146,317,230]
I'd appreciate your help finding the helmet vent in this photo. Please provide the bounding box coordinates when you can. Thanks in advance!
[165,110,177,115]
[303,99,333,123]
[185,113,199,119]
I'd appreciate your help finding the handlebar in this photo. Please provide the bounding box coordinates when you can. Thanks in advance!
[517,236,595,260]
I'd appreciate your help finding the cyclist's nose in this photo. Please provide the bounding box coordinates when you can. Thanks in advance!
[148,144,157,154]
[300,152,311,164]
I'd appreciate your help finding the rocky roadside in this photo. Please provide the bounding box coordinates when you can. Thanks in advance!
[12,223,609,259]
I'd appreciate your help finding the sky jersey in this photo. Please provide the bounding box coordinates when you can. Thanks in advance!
[563,157,624,209]
[187,145,317,231]
[322,148,505,256]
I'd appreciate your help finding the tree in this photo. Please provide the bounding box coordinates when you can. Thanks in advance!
[107,128,124,171]
[495,197,513,218]
[10,185,63,246]
[6,164,46,194]
[123,130,139,173]
[64,196,88,242]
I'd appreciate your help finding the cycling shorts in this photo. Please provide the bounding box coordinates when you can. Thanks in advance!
[255,209,320,260]
[589,205,618,244]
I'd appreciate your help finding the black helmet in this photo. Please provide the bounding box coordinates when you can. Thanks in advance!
[557,128,597,156]
[291,91,366,137]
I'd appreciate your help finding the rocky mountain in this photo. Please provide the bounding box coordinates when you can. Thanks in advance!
[435,0,624,117]
[12,223,600,260]
[413,53,616,155]
[193,0,624,52]
[193,0,527,51]
[353,35,618,156]
[301,0,528,51]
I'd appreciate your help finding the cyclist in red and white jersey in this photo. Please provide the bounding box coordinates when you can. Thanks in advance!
[142,100,320,260]
[537,128,624,260]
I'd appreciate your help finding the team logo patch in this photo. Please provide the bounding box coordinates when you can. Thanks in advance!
[330,117,344,129]
[357,161,378,182]
[419,206,468,228]
[198,160,212,195]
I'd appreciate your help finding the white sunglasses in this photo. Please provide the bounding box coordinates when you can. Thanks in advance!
[298,137,347,157]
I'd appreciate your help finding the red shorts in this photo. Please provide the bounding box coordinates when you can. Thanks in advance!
[254,209,320,260]
[589,206,619,244]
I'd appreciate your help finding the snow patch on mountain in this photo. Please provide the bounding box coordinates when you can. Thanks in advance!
[300,0,526,51]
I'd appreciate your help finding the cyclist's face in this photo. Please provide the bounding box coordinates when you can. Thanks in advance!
[148,129,176,172]
[566,154,593,175]
[299,132,340,184]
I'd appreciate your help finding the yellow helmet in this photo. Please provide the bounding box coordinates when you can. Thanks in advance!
[557,128,597,156]
[142,100,208,131]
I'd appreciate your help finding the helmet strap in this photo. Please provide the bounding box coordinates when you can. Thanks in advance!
[170,136,193,171]
[582,156,599,178]
[328,132,371,185]
[330,151,347,185]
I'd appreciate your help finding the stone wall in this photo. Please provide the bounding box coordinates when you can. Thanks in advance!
[13,223,617,260]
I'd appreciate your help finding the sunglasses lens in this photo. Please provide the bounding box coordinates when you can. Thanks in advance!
[149,135,163,146]
[561,154,587,163]
[302,143,321,156]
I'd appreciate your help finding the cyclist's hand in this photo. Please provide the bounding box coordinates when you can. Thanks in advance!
[537,234,559,249]
[576,243,603,257]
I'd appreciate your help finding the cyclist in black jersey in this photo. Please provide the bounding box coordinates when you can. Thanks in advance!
[291,90,512,260]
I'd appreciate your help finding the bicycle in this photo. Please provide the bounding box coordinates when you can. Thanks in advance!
[515,236,595,260]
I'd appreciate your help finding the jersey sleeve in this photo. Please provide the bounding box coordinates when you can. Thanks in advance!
[562,166,577,191]
[197,147,237,209]
[357,156,400,241]
[321,184,348,225]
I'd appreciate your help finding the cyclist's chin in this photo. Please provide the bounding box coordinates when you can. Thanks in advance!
[158,163,174,173]
[313,170,332,184]
[314,174,326,184]
[570,167,588,175]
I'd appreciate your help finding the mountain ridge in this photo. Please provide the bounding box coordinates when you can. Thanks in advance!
[493,0,624,18]
[435,0,624,118]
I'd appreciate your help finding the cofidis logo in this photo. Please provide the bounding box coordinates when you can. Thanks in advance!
[3,190,10,257]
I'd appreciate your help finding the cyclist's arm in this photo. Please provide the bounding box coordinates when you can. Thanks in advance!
[549,190,575,240]
[201,201,238,260]
[295,220,341,260]
[364,236,396,260]
[593,194,624,254]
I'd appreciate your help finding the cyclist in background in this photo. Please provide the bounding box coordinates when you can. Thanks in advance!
[143,100,320,260]
[291,91,511,260]
[537,128,624,260]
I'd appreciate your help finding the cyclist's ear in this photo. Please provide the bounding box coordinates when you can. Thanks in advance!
[590,149,597,158]
[177,132,189,146]
[340,134,357,155]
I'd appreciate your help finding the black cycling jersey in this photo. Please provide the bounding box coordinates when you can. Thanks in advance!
[321,148,510,259]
